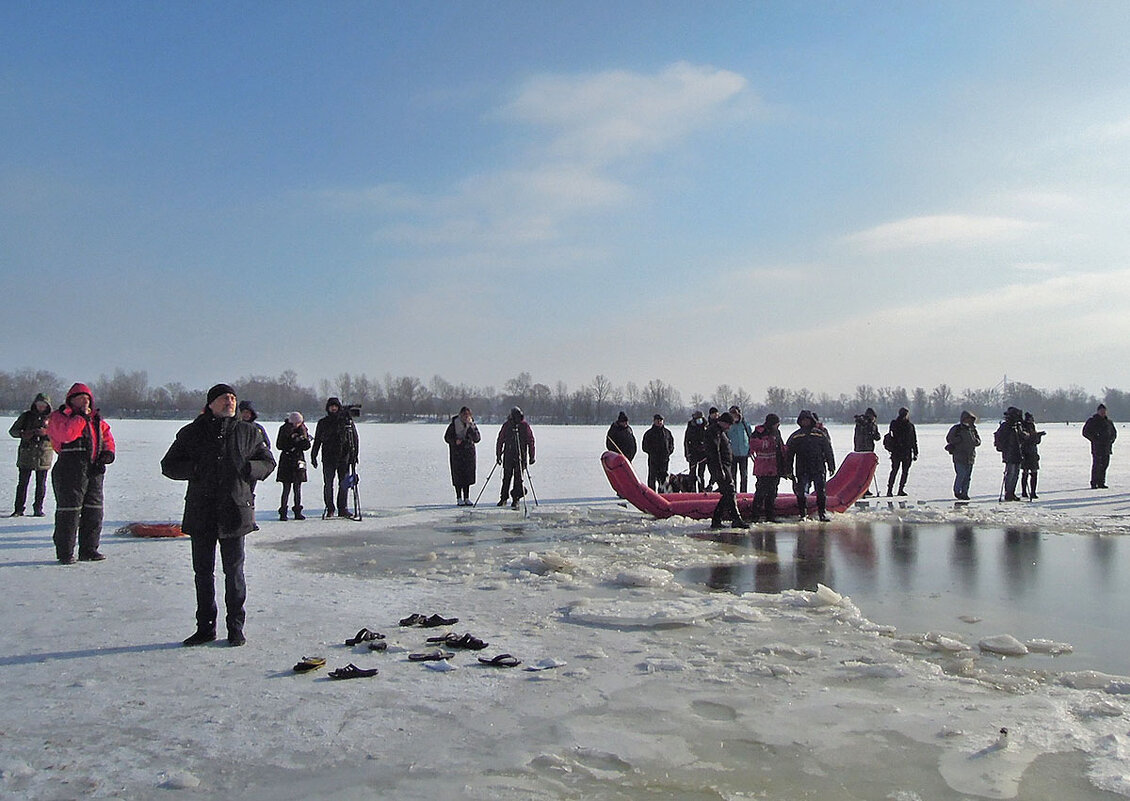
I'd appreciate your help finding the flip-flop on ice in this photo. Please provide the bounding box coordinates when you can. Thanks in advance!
[292,656,326,673]
[345,627,384,646]
[426,632,488,650]
[477,653,521,668]
[399,613,459,628]
[328,663,378,679]
[408,649,455,662]
[524,657,566,671]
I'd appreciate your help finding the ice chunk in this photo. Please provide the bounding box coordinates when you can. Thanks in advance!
[977,634,1028,656]
[160,770,201,789]
[612,567,672,587]
[812,583,843,607]
[1025,638,1073,655]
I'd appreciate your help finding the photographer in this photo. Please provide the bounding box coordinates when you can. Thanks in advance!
[993,406,1028,502]
[1020,411,1046,499]
[311,397,360,518]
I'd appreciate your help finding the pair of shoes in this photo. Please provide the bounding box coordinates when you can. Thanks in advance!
[328,663,378,679]
[183,629,217,647]
[426,632,488,650]
[1003,494,1021,502]
[228,632,246,647]
[78,551,106,562]
[400,613,459,628]
[9,510,24,517]
[408,649,454,662]
[1098,484,1109,489]
[293,656,326,673]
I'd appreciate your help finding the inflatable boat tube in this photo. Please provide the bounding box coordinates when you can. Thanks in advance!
[601,450,879,520]
[116,522,186,538]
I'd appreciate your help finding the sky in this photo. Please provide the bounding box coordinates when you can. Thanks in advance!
[3,1,1130,402]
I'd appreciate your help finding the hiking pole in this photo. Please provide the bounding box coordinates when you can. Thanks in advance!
[472,459,500,508]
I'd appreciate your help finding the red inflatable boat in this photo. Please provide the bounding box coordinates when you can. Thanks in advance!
[601,450,878,520]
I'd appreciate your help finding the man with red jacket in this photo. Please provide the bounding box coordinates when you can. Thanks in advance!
[47,383,115,564]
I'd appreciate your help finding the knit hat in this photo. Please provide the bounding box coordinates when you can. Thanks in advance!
[287,411,304,426]
[207,383,237,405]
[616,411,629,423]
[66,382,94,404]
[764,413,780,426]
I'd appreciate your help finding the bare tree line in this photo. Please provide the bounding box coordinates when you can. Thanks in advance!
[0,367,1121,424]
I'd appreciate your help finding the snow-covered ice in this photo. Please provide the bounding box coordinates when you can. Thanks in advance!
[2,419,1130,799]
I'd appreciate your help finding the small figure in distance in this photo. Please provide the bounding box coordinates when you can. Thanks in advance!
[1020,412,1046,499]
[605,411,637,462]
[496,406,535,509]
[853,408,880,452]
[945,410,980,501]
[1083,403,1117,489]
[786,410,836,522]
[8,392,54,517]
[444,406,481,506]
[641,413,675,491]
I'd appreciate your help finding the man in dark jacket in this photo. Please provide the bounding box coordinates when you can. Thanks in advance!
[8,392,54,517]
[683,410,709,491]
[310,397,360,518]
[885,407,918,496]
[641,414,675,490]
[605,411,637,461]
[1083,404,1117,489]
[496,406,535,509]
[161,384,276,647]
[945,410,980,500]
[853,408,879,452]
[993,406,1027,501]
[706,412,748,529]
[787,410,836,521]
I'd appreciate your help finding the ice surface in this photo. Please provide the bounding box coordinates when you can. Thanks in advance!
[1,420,1130,799]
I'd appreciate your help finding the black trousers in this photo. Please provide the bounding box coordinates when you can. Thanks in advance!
[15,467,48,514]
[500,460,525,502]
[1092,447,1111,488]
[51,457,104,560]
[752,475,780,520]
[191,534,246,636]
[647,457,670,490]
[322,462,349,514]
[280,482,303,510]
[794,471,827,516]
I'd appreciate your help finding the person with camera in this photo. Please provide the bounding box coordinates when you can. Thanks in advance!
[444,406,481,506]
[310,397,360,518]
[496,406,535,509]
[993,406,1028,501]
[1020,412,1046,499]
[161,384,276,647]
[853,408,880,452]
[945,410,980,500]
[276,411,312,520]
[1083,403,1117,489]
[47,383,116,563]
[8,392,54,517]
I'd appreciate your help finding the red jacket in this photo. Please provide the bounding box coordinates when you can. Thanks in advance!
[47,384,115,463]
[750,424,786,477]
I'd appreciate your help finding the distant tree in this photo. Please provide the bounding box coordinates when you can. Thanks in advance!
[930,384,954,422]
[590,374,613,423]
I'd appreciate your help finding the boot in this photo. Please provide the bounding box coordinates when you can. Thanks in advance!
[293,506,305,520]
[1029,475,1038,500]
[183,628,216,647]
[279,507,288,521]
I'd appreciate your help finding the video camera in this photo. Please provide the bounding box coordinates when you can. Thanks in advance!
[346,403,362,418]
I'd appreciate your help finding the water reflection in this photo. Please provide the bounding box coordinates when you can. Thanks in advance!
[680,522,1127,672]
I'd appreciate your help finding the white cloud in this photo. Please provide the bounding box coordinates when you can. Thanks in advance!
[843,214,1039,252]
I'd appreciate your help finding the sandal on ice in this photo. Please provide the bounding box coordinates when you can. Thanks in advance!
[426,632,487,650]
[408,649,455,662]
[328,663,378,679]
[477,653,521,668]
[345,627,384,646]
[399,613,426,627]
[292,656,327,673]
[420,613,459,628]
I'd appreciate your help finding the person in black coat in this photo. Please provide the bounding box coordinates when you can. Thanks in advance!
[444,406,481,505]
[1083,403,1117,489]
[885,407,918,496]
[311,397,360,518]
[1020,412,1046,499]
[8,392,53,517]
[786,410,836,521]
[496,406,535,508]
[993,406,1027,501]
[853,408,879,452]
[641,414,675,490]
[705,412,748,529]
[161,383,276,647]
[683,410,709,491]
[605,411,637,461]
[276,411,311,520]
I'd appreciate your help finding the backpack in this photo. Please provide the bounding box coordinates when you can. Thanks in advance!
[882,432,894,452]
[993,427,1006,452]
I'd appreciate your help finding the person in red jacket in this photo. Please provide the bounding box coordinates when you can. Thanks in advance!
[47,383,116,564]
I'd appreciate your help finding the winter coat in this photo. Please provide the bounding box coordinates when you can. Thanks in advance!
[444,416,481,487]
[993,420,1026,464]
[9,395,54,470]
[750,424,786,477]
[726,418,753,458]
[886,417,918,459]
[47,403,115,468]
[703,421,734,485]
[605,422,637,461]
[945,422,980,465]
[275,421,312,484]
[496,418,535,467]
[1083,413,1117,454]
[786,426,835,478]
[684,418,708,463]
[1020,420,1044,471]
[641,425,674,464]
[311,408,359,467]
[853,417,880,452]
[161,410,276,539]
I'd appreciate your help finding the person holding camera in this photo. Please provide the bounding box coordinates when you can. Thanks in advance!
[853,408,880,452]
[276,411,312,519]
[47,383,116,564]
[1020,412,1046,499]
[993,406,1028,501]
[444,406,481,505]
[8,392,54,517]
[311,397,359,518]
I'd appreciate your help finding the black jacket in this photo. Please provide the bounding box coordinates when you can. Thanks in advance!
[704,421,734,484]
[444,416,481,487]
[1083,413,1117,453]
[275,421,311,484]
[606,423,637,461]
[853,416,879,452]
[684,418,708,462]
[641,425,674,463]
[161,411,276,539]
[312,410,359,467]
[786,426,836,477]
[887,417,918,459]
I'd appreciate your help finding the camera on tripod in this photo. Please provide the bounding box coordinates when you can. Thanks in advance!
[346,403,362,418]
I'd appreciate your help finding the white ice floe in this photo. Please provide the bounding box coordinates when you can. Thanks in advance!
[978,634,1030,656]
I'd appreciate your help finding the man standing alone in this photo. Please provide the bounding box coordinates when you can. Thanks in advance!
[1083,404,1117,489]
[162,384,275,647]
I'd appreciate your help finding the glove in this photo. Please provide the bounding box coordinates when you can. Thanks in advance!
[96,450,115,466]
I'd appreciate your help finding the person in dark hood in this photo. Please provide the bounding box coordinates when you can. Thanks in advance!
[605,411,637,461]
[684,410,709,491]
[444,406,481,505]
[853,408,879,453]
[496,406,535,509]
[8,392,54,517]
[1083,403,1117,489]
[786,410,836,522]
[705,412,748,529]
[310,396,360,518]
[885,407,918,496]
[945,410,980,500]
[1020,411,1046,499]
[238,400,270,522]
[641,414,675,490]
[47,383,116,563]
[993,406,1028,502]
[161,383,276,647]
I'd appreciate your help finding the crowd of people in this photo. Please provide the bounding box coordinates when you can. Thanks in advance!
[2,384,1122,645]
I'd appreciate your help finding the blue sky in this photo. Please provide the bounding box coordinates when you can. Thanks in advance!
[4,1,1130,401]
